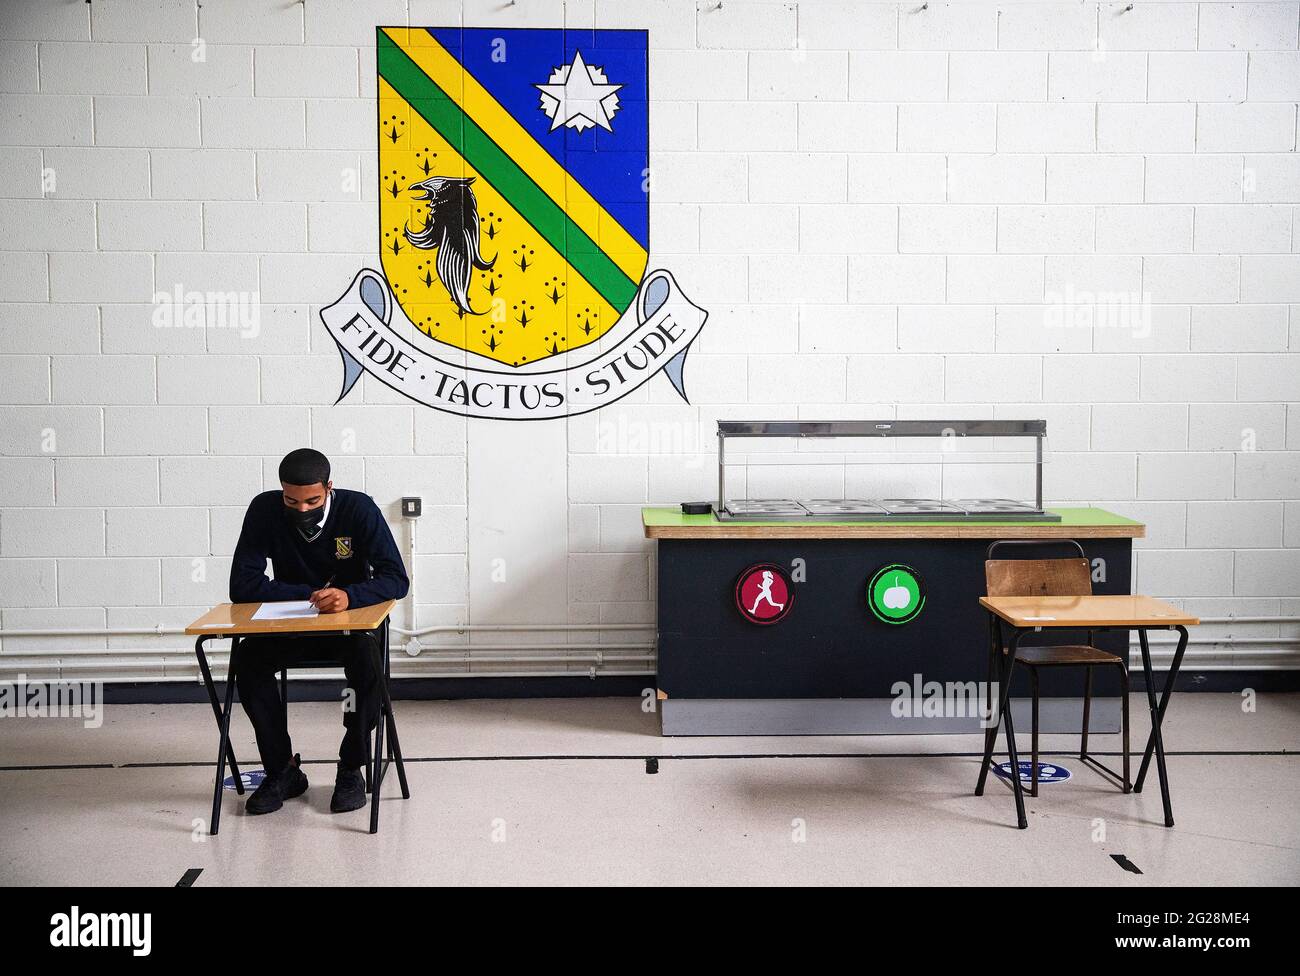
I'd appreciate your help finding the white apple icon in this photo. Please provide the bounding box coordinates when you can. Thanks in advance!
[882,574,912,611]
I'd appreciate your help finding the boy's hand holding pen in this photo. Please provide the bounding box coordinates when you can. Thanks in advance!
[308,575,349,613]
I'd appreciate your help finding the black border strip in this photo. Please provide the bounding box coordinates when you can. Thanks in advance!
[3,749,1294,773]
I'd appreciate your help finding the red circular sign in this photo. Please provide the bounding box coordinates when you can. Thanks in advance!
[734,563,794,625]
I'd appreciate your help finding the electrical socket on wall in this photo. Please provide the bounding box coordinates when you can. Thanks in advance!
[401,497,422,518]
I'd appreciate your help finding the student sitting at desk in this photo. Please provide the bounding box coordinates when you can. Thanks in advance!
[229,448,409,816]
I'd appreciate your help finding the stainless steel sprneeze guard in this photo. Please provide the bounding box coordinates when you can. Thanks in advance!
[717,425,726,515]
[1035,433,1044,513]
[714,419,1055,522]
[715,419,1048,438]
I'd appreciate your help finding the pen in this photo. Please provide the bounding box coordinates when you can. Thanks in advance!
[310,575,336,608]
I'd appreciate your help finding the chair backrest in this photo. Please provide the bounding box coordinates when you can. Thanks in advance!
[984,540,1092,598]
[281,619,391,676]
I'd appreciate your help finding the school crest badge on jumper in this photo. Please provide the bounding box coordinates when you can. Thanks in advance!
[319,27,708,420]
[334,537,353,559]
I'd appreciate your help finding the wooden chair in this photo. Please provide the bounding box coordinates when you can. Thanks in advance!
[984,540,1129,797]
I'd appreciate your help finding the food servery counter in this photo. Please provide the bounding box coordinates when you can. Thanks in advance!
[643,506,1145,736]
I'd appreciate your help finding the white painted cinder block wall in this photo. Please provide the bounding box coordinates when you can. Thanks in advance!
[0,0,1298,682]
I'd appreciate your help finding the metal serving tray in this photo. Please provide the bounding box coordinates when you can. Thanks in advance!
[715,421,1060,523]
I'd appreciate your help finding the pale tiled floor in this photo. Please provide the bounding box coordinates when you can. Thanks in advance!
[1,694,1297,886]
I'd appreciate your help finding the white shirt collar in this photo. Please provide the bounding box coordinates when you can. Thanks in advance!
[301,490,332,542]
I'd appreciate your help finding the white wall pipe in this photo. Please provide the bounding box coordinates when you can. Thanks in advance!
[0,621,656,638]
[392,622,654,636]
[1188,617,1300,625]
[0,635,1295,656]
[3,639,1289,664]
[0,642,655,654]
[14,664,1292,684]
[0,656,657,672]
[0,632,1294,652]
[0,670,658,685]
[406,516,418,634]
[5,663,1299,685]
[0,647,657,663]
[1132,637,1298,645]
[2,651,1294,682]
[4,649,1293,674]
[0,615,1291,641]
[0,628,191,638]
[0,617,1296,683]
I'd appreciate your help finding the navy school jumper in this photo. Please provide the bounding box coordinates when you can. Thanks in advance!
[229,488,410,610]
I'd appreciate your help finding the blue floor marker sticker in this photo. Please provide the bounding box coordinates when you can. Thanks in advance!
[224,770,266,791]
[993,760,1072,784]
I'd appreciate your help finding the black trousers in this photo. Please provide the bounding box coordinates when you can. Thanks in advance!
[235,631,381,775]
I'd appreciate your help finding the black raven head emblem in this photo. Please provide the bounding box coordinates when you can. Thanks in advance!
[403,176,496,316]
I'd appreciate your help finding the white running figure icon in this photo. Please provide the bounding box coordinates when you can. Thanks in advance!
[748,570,785,615]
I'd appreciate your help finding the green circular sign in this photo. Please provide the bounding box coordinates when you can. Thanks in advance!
[867,563,926,625]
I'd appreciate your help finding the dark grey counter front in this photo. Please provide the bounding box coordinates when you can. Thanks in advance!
[645,509,1143,736]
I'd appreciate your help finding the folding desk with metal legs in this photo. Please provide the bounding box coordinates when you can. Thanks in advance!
[976,595,1197,830]
[186,600,407,836]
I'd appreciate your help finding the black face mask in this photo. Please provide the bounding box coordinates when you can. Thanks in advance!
[286,504,325,532]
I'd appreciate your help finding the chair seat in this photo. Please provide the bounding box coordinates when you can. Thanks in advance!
[1005,644,1124,667]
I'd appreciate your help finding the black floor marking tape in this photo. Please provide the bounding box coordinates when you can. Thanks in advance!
[108,749,1300,767]
[176,868,203,887]
[5,749,1296,773]
[645,757,658,774]
[1110,854,1143,874]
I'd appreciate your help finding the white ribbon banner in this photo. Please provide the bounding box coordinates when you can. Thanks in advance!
[320,268,708,420]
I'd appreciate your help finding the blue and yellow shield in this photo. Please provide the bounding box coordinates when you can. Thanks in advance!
[376,27,649,368]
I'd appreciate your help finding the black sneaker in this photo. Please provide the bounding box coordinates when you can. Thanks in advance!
[330,764,367,813]
[245,754,309,815]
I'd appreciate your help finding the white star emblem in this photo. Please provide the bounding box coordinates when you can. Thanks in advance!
[534,50,623,134]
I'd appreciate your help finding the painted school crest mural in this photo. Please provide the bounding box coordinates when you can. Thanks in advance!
[320,27,708,420]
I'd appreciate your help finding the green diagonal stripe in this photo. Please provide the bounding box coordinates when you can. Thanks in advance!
[377,32,638,313]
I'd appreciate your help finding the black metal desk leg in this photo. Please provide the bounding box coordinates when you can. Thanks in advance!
[999,633,1028,829]
[194,637,244,795]
[975,613,1001,797]
[1135,628,1175,828]
[362,735,372,792]
[379,626,408,800]
[211,636,240,836]
[1136,625,1189,795]
[368,628,386,835]
[976,628,1027,828]
[386,704,410,799]
[1029,667,1040,798]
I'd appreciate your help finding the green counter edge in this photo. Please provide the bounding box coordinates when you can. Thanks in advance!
[641,506,1143,529]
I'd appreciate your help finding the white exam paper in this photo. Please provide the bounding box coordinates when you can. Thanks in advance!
[252,601,320,621]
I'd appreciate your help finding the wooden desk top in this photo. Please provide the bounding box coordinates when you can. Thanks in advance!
[980,595,1198,628]
[643,507,1144,540]
[185,600,395,636]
